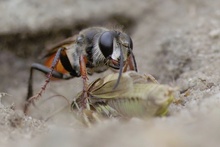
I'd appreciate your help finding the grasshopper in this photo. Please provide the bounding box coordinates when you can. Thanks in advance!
[72,71,175,124]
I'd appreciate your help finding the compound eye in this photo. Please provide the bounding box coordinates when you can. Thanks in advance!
[99,31,114,58]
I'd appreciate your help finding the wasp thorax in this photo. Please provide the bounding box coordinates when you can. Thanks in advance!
[76,35,84,45]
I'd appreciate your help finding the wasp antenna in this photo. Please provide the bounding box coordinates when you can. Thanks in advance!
[129,48,138,72]
[113,47,124,90]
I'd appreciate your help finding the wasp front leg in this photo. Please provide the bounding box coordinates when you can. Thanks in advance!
[123,53,138,72]
[78,54,90,110]
[128,52,138,72]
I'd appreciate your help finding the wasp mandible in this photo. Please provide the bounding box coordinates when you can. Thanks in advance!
[25,27,137,113]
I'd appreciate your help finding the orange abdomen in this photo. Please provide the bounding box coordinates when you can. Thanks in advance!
[44,53,68,78]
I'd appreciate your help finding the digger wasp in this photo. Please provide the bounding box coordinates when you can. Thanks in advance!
[25,27,138,114]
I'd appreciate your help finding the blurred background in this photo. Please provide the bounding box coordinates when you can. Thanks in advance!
[1,0,220,146]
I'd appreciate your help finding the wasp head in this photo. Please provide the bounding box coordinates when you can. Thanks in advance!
[98,31,134,70]
[98,30,137,89]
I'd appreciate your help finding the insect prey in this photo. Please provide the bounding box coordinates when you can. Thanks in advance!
[72,71,175,120]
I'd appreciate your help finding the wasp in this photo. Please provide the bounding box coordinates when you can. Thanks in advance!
[25,27,137,114]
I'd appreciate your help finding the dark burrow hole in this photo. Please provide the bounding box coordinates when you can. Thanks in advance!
[0,14,136,59]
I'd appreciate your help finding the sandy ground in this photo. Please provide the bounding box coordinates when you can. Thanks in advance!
[1,0,220,146]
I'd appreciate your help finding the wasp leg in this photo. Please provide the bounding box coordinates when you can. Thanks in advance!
[24,48,69,115]
[128,52,138,72]
[79,54,89,109]
[123,55,135,72]
[27,63,73,100]
[123,61,129,72]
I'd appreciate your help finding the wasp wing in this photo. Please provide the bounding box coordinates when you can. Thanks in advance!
[42,36,77,75]
[42,35,77,58]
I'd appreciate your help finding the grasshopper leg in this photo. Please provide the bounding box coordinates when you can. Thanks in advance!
[82,109,101,127]
[143,73,159,84]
